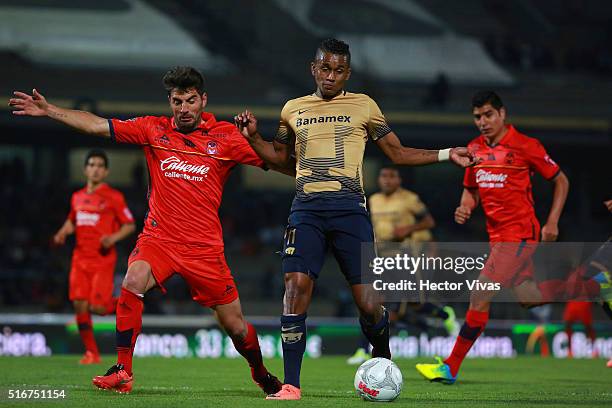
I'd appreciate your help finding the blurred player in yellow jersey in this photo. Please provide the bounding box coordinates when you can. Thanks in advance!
[347,165,459,364]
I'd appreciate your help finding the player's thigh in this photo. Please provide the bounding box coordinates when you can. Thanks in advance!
[281,211,328,280]
[179,252,240,308]
[330,211,374,285]
[126,237,175,294]
[68,259,91,302]
[481,241,536,288]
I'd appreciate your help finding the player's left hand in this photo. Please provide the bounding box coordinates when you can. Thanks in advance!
[393,226,413,241]
[234,110,258,140]
[541,223,559,242]
[100,235,116,249]
[450,147,480,168]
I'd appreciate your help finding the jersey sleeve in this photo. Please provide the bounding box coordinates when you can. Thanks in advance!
[463,166,478,189]
[68,193,77,223]
[367,97,392,141]
[112,192,135,225]
[109,116,152,145]
[526,139,561,180]
[228,129,266,168]
[274,102,295,145]
[408,194,429,218]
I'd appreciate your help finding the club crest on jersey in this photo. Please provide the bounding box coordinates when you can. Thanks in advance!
[207,141,218,155]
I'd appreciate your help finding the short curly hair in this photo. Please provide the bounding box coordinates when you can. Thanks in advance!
[162,66,206,95]
[315,38,351,64]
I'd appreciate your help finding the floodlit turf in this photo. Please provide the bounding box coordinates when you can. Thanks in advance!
[0,356,610,407]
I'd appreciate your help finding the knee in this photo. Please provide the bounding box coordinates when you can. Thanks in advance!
[89,305,106,315]
[122,263,150,293]
[73,300,88,314]
[223,319,247,340]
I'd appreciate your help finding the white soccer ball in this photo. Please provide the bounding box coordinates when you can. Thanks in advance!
[354,357,403,402]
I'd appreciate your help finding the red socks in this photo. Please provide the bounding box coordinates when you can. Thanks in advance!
[232,322,268,379]
[444,309,489,377]
[115,288,144,375]
[76,312,99,355]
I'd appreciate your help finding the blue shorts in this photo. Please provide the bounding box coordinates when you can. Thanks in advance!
[281,210,374,285]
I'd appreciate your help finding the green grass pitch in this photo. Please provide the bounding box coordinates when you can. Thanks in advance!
[0,356,610,407]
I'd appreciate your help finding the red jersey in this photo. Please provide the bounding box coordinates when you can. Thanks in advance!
[109,112,265,250]
[463,125,560,242]
[69,183,134,259]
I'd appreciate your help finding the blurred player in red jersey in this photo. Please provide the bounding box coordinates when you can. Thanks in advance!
[415,91,611,383]
[9,66,289,395]
[53,149,135,364]
[563,301,596,358]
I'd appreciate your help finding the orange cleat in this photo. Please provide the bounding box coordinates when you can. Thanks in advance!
[79,351,101,365]
[254,372,282,395]
[92,364,133,394]
[265,383,301,400]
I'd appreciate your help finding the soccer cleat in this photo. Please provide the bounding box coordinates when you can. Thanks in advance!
[265,384,301,400]
[92,364,133,394]
[79,351,101,365]
[253,372,282,395]
[347,348,371,365]
[442,306,460,337]
[594,271,612,301]
[415,356,457,384]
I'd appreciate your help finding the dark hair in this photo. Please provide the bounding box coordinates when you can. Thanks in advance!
[316,38,351,64]
[85,149,108,168]
[472,91,504,110]
[379,165,400,175]
[162,66,206,95]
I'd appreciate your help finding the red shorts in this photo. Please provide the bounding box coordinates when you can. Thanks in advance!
[128,235,238,308]
[563,302,593,326]
[69,255,116,306]
[480,239,538,288]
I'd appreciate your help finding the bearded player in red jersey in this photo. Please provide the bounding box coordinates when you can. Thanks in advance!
[416,91,610,383]
[9,66,285,396]
[53,149,135,364]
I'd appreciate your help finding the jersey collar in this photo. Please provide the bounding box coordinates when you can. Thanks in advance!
[484,124,516,147]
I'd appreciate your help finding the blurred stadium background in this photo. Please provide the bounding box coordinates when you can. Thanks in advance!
[0,0,611,360]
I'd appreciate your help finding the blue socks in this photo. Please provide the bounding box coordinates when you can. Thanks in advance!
[280,313,307,388]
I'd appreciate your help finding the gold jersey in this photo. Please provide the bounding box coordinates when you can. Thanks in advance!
[369,187,433,244]
[275,91,391,210]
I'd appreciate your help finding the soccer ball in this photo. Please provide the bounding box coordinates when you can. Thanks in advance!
[354,357,403,402]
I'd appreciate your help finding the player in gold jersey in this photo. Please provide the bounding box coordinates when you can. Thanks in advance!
[235,38,477,400]
[348,166,459,365]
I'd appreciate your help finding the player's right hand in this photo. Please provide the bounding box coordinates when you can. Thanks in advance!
[455,206,472,224]
[234,110,258,140]
[52,232,66,246]
[605,199,612,212]
[8,89,49,116]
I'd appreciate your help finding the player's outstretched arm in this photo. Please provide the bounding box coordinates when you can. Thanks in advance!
[234,110,294,172]
[455,188,479,225]
[541,171,569,242]
[375,132,478,167]
[53,219,75,246]
[9,89,110,137]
